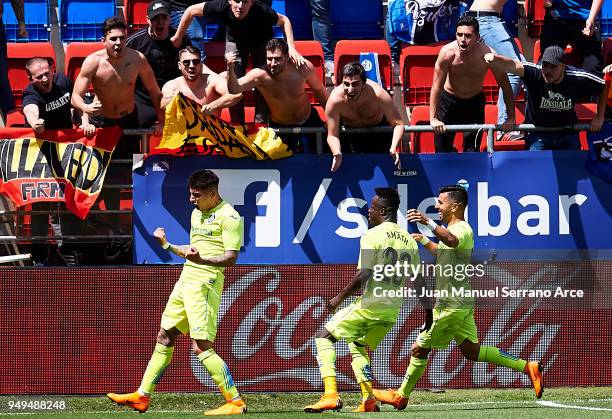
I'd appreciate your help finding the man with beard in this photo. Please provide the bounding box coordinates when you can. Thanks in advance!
[485,45,604,150]
[71,16,164,146]
[226,38,327,153]
[126,0,197,127]
[161,45,241,116]
[324,62,404,172]
[430,15,514,153]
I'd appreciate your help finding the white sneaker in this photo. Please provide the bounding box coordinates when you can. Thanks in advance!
[324,61,334,78]
[497,130,524,141]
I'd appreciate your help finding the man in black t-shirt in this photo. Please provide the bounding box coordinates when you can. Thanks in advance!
[486,46,604,150]
[22,57,93,134]
[127,0,200,127]
[171,0,304,123]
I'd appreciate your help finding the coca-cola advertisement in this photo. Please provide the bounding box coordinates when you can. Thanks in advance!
[0,263,610,394]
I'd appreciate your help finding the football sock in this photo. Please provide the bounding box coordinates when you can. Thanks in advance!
[197,349,240,401]
[398,357,428,398]
[348,342,374,400]
[315,338,337,394]
[138,343,174,395]
[478,346,527,372]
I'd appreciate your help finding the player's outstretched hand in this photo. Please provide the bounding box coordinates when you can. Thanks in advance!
[406,209,427,224]
[153,227,167,246]
[327,295,342,312]
[390,150,401,169]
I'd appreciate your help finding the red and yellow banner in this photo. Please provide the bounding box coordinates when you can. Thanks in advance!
[152,94,292,159]
[0,127,122,219]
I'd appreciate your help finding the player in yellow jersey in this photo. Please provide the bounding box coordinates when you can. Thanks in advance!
[373,185,543,411]
[304,187,420,413]
[107,169,246,415]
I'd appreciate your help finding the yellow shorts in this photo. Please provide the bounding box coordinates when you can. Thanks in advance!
[417,307,478,349]
[324,303,395,350]
[160,280,221,341]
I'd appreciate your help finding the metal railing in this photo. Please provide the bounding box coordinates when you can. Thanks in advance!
[0,123,592,245]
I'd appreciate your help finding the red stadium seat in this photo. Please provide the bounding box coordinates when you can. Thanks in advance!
[203,41,227,74]
[124,0,148,33]
[576,102,597,150]
[409,105,463,153]
[5,110,26,127]
[334,40,392,90]
[525,0,545,38]
[603,38,612,66]
[65,42,103,82]
[399,43,444,107]
[533,39,581,66]
[295,40,325,104]
[7,43,56,110]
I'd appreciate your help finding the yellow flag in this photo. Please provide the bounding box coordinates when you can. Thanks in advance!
[153,94,293,160]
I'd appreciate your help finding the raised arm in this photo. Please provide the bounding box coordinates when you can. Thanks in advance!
[484,52,525,78]
[276,13,304,66]
[9,0,27,37]
[406,209,459,248]
[160,80,179,110]
[22,104,45,133]
[584,0,604,37]
[71,56,102,116]
[225,52,262,94]
[488,49,516,130]
[171,2,206,48]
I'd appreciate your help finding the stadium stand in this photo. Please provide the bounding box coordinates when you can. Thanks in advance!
[603,38,612,65]
[1,0,50,42]
[409,105,463,153]
[333,39,392,90]
[525,0,546,38]
[486,104,526,151]
[330,0,382,40]
[7,42,56,110]
[123,0,148,33]
[600,0,612,37]
[58,0,117,42]
[576,102,597,150]
[399,43,444,107]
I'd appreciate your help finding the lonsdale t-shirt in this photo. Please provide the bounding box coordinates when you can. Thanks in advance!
[522,62,604,127]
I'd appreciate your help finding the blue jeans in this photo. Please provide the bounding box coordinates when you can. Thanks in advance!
[0,23,15,116]
[477,15,524,125]
[170,9,208,58]
[526,131,581,150]
[310,0,333,63]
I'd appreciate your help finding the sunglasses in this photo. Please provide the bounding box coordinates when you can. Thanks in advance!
[181,59,201,67]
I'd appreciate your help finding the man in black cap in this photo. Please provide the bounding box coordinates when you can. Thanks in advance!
[485,45,605,150]
[126,0,198,127]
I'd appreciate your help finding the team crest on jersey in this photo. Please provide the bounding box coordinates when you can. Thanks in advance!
[207,214,216,223]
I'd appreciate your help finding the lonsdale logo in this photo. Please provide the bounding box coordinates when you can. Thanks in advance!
[0,137,113,198]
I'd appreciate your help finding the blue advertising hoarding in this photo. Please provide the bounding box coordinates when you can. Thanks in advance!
[133,151,612,264]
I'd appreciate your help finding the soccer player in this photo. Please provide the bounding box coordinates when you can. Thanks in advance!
[373,185,543,410]
[304,188,420,413]
[107,170,246,415]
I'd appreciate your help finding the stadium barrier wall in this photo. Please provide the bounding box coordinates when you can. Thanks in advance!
[1,263,610,394]
[134,152,612,264]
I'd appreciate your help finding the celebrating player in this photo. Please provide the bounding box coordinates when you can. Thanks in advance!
[107,170,246,415]
[373,185,543,410]
[304,188,420,413]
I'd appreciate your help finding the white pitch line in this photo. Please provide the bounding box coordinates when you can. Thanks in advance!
[538,400,612,411]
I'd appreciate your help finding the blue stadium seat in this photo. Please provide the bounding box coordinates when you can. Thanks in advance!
[58,0,117,42]
[601,1,612,37]
[2,0,50,42]
[284,1,311,40]
[330,0,382,40]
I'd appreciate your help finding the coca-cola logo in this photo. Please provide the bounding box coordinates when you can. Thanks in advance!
[190,264,582,389]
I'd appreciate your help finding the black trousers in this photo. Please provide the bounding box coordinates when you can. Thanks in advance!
[435,90,485,153]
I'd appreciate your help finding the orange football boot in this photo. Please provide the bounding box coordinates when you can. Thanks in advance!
[204,398,247,415]
[304,393,343,413]
[525,361,544,398]
[352,398,380,412]
[107,391,150,413]
[372,388,408,410]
